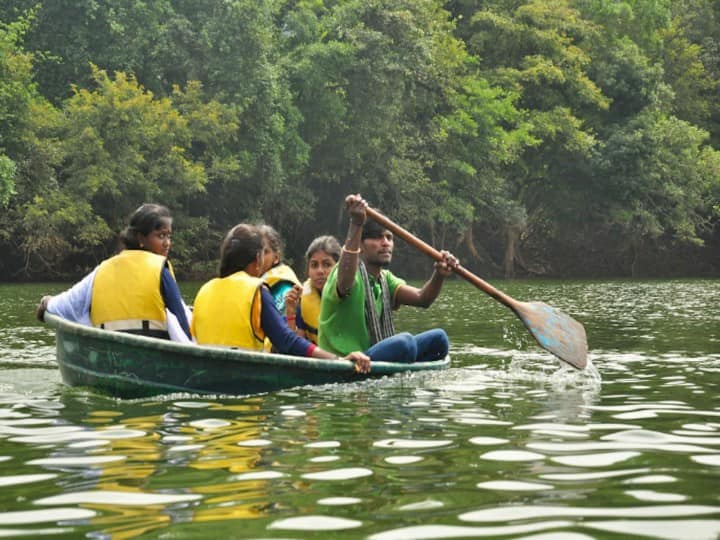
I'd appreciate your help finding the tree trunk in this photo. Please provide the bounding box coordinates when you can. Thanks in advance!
[462,225,481,261]
[504,225,521,279]
[630,236,643,278]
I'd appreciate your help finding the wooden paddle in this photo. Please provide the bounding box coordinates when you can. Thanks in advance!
[365,207,588,370]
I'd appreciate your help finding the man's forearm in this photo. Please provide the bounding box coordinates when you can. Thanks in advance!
[415,271,445,307]
[336,222,363,297]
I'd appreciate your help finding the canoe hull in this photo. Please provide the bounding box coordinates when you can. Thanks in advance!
[46,314,450,398]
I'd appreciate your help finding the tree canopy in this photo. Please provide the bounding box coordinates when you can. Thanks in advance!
[0,0,718,280]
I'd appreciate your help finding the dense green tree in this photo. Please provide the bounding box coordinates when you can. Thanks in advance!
[575,0,671,53]
[465,0,609,276]
[592,111,720,275]
[661,22,716,130]
[18,67,207,276]
[161,0,312,248]
[0,0,719,279]
[282,0,453,235]
[280,0,527,272]
[587,35,665,123]
[0,0,183,102]
[576,0,720,273]
[0,16,35,207]
[0,14,67,278]
[665,0,720,147]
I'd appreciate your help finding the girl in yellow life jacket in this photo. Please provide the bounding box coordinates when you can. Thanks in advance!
[191,224,370,373]
[36,203,192,341]
[285,235,341,344]
[257,224,300,316]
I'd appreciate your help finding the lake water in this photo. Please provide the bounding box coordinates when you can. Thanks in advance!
[1,279,719,539]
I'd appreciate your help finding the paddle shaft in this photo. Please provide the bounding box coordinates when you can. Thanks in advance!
[365,208,519,310]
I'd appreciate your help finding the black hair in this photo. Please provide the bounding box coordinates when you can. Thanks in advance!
[257,224,283,255]
[305,235,341,265]
[219,224,264,278]
[119,203,172,250]
[361,219,387,241]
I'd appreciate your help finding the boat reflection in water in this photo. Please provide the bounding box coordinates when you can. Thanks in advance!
[29,399,286,538]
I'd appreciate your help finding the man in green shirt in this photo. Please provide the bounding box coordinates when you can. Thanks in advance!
[318,193,458,364]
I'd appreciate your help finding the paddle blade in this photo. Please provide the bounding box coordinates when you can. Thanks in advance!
[514,301,588,370]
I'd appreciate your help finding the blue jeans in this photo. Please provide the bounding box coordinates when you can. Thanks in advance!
[365,329,449,363]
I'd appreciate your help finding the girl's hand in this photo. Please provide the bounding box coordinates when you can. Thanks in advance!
[36,295,53,322]
[285,284,302,315]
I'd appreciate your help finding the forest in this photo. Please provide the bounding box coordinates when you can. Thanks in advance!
[1,0,719,281]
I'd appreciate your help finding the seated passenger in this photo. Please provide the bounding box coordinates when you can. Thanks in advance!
[191,224,370,373]
[258,224,301,317]
[285,235,341,344]
[36,203,191,341]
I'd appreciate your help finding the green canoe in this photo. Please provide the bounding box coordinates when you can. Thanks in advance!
[44,313,450,399]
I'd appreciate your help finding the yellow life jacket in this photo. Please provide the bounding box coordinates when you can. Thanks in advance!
[299,279,321,344]
[90,250,167,330]
[261,264,300,352]
[262,263,300,290]
[191,271,265,349]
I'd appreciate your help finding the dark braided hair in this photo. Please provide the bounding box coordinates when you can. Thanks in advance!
[219,224,264,278]
[119,203,172,250]
[257,224,283,256]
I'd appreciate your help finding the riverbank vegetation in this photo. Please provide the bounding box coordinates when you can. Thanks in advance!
[1,0,719,280]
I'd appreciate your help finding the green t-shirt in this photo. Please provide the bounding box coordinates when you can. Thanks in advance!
[318,265,406,355]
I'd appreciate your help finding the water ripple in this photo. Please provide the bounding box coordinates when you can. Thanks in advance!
[481,450,545,462]
[301,467,373,480]
[34,490,202,506]
[602,429,720,445]
[540,468,650,481]
[232,471,286,481]
[459,505,720,522]
[584,519,720,540]
[368,521,574,540]
[690,455,720,466]
[550,451,640,467]
[0,508,96,525]
[625,490,687,502]
[0,473,56,487]
[385,456,424,464]
[27,455,126,466]
[268,515,362,530]
[374,439,453,449]
[528,441,716,454]
[317,497,361,505]
[468,436,508,446]
[477,480,553,491]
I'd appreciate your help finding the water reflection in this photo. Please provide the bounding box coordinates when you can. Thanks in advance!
[1,394,287,537]
[1,280,720,538]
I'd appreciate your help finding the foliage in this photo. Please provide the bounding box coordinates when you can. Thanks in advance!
[0,0,718,279]
[0,15,35,207]
[16,67,209,276]
[595,111,719,244]
[0,156,16,208]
